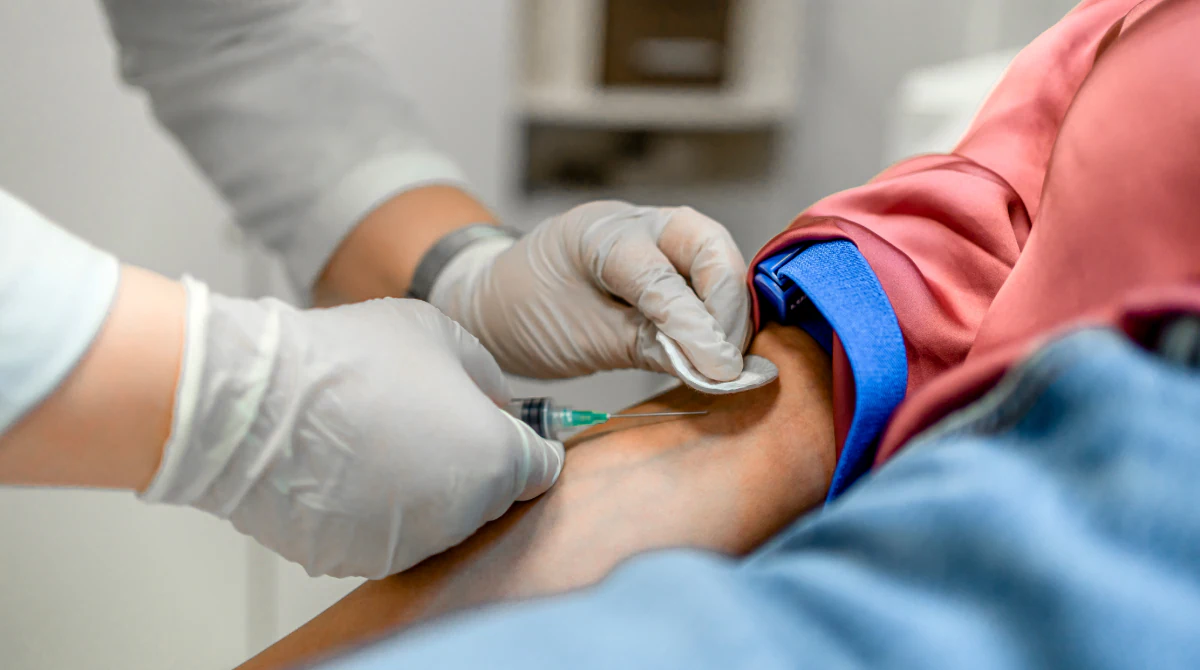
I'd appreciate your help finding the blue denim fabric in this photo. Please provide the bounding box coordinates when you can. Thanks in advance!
[317,325,1200,670]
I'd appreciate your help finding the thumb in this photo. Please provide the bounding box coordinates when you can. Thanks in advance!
[608,248,744,381]
[587,209,743,382]
[499,411,565,502]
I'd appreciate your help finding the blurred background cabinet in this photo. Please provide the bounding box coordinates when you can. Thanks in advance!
[602,0,733,88]
[0,0,1075,667]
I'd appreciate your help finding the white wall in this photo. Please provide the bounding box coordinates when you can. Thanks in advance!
[793,0,1077,211]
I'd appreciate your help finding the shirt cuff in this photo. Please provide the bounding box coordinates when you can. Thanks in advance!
[0,191,120,433]
[281,150,470,300]
[752,240,908,499]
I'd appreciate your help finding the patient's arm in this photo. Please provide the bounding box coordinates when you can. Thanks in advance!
[241,325,834,670]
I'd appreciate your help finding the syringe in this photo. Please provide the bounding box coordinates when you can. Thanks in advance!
[504,396,708,441]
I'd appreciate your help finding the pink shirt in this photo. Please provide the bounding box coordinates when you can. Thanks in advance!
[748,0,1200,466]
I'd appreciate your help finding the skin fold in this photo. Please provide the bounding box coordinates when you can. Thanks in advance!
[240,324,836,670]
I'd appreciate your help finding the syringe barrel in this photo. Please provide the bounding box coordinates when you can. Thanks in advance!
[504,397,556,440]
[504,397,583,441]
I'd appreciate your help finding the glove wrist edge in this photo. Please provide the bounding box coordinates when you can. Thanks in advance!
[407,224,521,301]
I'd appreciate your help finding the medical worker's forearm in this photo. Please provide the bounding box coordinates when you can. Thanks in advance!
[313,185,497,305]
[0,266,183,491]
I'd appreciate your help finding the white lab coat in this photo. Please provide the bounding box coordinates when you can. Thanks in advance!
[0,0,467,434]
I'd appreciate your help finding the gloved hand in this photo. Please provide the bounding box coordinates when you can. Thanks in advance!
[429,202,751,381]
[140,278,563,579]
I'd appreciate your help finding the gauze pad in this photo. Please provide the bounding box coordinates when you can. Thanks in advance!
[657,332,779,395]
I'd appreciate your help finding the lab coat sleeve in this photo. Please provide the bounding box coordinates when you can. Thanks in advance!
[99,0,470,294]
[748,0,1140,398]
[0,190,120,433]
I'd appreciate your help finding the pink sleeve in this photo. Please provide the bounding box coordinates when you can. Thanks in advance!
[749,0,1142,396]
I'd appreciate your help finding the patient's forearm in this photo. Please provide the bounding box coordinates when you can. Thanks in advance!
[241,325,834,670]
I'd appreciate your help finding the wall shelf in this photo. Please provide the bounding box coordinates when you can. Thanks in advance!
[517,0,802,191]
[522,86,795,130]
[519,0,802,130]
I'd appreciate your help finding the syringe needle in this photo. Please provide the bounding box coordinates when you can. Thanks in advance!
[606,410,709,419]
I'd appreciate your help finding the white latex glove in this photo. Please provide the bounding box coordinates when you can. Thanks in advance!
[429,202,752,381]
[141,278,563,579]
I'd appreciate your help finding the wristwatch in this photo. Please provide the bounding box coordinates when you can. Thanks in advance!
[406,224,521,301]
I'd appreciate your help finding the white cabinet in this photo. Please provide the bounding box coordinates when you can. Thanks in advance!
[519,0,803,130]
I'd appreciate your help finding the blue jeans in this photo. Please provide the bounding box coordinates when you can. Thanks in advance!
[320,322,1200,669]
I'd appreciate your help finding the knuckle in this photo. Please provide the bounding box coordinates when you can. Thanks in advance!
[571,199,634,217]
